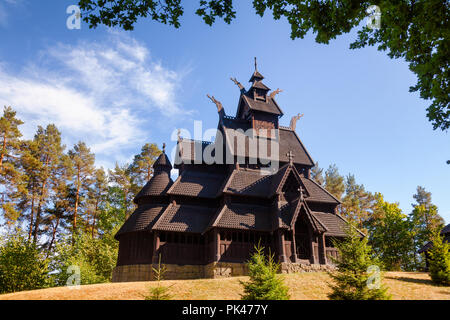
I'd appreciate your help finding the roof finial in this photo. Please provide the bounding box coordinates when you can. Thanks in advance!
[289,113,304,131]
[286,150,295,165]
[254,57,258,71]
[162,143,166,153]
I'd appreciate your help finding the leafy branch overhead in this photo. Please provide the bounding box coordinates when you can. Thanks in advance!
[78,0,449,131]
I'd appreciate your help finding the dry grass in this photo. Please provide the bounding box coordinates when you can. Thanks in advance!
[0,272,448,300]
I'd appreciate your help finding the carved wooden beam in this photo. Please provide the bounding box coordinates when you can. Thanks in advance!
[230,77,246,93]
[206,94,223,112]
[270,88,283,99]
[289,113,304,131]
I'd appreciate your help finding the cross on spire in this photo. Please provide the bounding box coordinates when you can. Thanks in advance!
[254,57,258,71]
[286,150,294,164]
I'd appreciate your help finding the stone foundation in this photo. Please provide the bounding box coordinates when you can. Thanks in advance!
[112,262,335,282]
[280,262,336,273]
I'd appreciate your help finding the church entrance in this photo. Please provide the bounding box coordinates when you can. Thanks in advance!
[294,210,312,262]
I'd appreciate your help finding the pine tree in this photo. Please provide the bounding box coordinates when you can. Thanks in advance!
[340,174,375,230]
[428,230,450,286]
[324,164,345,201]
[310,161,324,186]
[87,168,108,238]
[240,244,290,300]
[328,224,390,300]
[145,254,172,300]
[129,143,160,188]
[68,141,96,238]
[0,106,25,225]
[28,125,66,243]
[108,163,134,219]
[409,186,444,270]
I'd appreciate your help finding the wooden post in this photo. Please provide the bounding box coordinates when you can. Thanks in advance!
[152,231,160,264]
[319,233,327,265]
[291,229,298,263]
[214,229,221,262]
[278,230,287,263]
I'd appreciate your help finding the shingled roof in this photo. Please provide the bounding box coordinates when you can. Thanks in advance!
[240,94,282,115]
[115,204,167,239]
[210,203,273,232]
[223,169,273,198]
[168,170,227,198]
[134,151,174,203]
[134,172,173,203]
[300,176,340,204]
[418,223,450,253]
[152,204,218,233]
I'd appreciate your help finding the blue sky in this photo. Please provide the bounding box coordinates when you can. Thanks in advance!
[0,0,448,223]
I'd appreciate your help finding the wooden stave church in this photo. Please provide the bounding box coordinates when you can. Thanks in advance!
[112,62,356,281]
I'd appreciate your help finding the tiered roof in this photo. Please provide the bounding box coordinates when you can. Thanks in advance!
[116,62,350,240]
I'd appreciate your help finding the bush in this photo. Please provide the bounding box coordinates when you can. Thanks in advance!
[51,232,118,286]
[328,224,390,300]
[428,231,450,286]
[240,243,290,300]
[0,231,49,294]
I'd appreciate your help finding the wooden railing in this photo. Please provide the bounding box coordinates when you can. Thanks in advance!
[326,247,339,263]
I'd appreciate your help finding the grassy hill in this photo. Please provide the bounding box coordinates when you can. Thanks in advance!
[0,272,448,300]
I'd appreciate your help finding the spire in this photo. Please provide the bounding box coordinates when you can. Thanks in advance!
[153,143,172,172]
[249,57,265,83]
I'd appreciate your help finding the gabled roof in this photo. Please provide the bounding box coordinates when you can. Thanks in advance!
[223,169,274,198]
[152,204,218,233]
[299,176,341,204]
[175,138,214,165]
[115,204,167,239]
[208,203,273,232]
[240,94,283,115]
[250,81,270,91]
[278,127,314,165]
[167,170,227,198]
[220,119,314,166]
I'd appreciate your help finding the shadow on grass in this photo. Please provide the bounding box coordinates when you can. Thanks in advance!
[385,275,435,286]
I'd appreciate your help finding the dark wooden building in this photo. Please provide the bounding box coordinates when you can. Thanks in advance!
[112,62,357,281]
[419,223,450,270]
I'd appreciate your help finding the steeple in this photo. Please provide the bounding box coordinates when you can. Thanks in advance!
[153,143,172,173]
[248,57,270,101]
[133,143,173,204]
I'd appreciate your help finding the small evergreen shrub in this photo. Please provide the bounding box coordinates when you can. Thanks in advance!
[145,255,172,300]
[240,243,290,300]
[428,231,450,286]
[328,224,390,300]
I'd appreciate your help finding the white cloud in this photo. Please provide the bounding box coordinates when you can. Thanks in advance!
[0,32,189,166]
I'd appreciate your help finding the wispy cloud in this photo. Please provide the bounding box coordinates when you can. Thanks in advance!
[0,32,189,166]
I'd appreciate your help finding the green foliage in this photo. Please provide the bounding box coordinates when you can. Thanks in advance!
[0,231,49,294]
[310,162,324,186]
[340,174,375,230]
[240,244,290,300]
[428,231,450,286]
[324,164,345,201]
[145,255,172,300]
[367,195,413,271]
[328,224,390,300]
[409,186,444,270]
[79,1,450,131]
[51,232,118,286]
